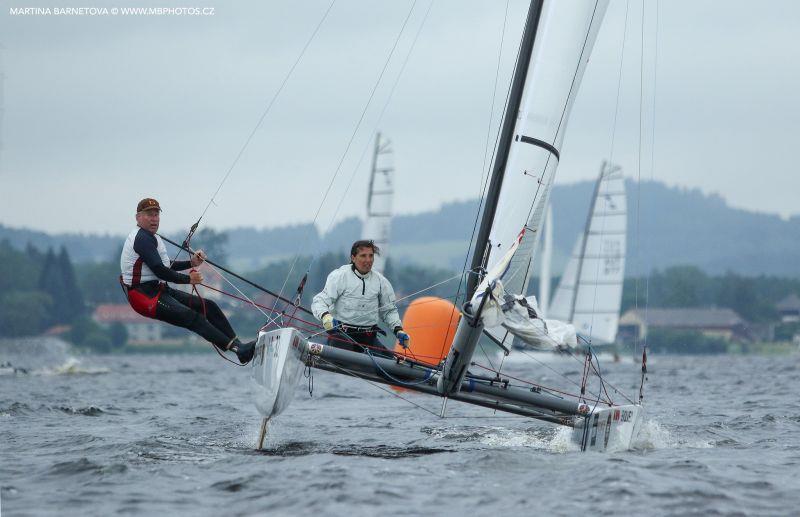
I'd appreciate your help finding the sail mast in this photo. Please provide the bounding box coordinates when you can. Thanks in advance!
[466,0,544,299]
[439,1,545,397]
[366,132,380,214]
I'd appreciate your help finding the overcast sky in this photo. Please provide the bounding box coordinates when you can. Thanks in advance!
[1,0,798,235]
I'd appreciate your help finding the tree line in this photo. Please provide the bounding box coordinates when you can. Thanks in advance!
[2,234,799,352]
[0,240,122,351]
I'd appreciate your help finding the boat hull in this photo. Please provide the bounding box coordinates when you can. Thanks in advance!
[250,328,306,419]
[572,404,642,452]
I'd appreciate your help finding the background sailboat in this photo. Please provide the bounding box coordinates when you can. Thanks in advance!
[549,161,626,344]
[361,132,394,274]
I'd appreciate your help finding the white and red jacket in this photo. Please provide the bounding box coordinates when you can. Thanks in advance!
[120,227,191,287]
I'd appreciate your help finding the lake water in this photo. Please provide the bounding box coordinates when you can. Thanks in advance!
[2,338,799,516]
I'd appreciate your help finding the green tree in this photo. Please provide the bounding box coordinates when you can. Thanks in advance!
[38,248,65,326]
[83,331,113,353]
[37,246,85,326]
[0,240,40,293]
[646,328,728,354]
[0,291,53,337]
[76,260,125,306]
[659,266,710,307]
[713,272,776,322]
[109,322,128,347]
[57,246,85,322]
[66,316,117,352]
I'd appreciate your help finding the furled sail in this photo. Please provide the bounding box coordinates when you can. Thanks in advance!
[473,1,609,349]
[549,162,626,344]
[362,132,394,274]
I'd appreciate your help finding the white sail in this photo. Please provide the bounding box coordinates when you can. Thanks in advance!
[478,1,609,348]
[361,132,394,274]
[549,162,626,344]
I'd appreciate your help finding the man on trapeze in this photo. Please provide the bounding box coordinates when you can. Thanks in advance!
[312,240,410,357]
[119,198,255,364]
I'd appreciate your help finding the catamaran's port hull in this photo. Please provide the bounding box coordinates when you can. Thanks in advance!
[304,339,587,422]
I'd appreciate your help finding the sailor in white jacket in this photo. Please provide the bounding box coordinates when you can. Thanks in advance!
[312,240,410,355]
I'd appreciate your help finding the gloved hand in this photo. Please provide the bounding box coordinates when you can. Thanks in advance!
[322,313,334,331]
[395,329,411,349]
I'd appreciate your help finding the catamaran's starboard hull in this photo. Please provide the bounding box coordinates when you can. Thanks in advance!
[250,328,642,452]
[572,404,642,452]
[250,328,306,418]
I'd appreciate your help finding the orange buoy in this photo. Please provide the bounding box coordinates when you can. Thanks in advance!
[394,296,460,366]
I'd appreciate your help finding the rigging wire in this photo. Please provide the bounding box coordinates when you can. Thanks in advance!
[639,0,659,401]
[270,0,422,315]
[584,0,632,349]
[472,0,522,370]
[448,0,516,366]
[633,0,659,376]
[172,1,337,264]
[313,0,435,247]
[267,0,436,320]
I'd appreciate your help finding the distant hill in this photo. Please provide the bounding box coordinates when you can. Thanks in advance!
[3,179,799,277]
[0,225,121,263]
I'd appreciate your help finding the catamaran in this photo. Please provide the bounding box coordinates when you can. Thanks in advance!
[250,1,644,453]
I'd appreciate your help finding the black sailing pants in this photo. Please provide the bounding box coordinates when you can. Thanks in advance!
[326,326,393,358]
[129,282,236,349]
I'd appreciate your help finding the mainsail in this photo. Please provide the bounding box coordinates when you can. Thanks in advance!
[361,132,394,274]
[549,161,626,344]
[467,1,610,350]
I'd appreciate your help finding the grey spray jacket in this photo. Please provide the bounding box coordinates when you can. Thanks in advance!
[311,264,402,330]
